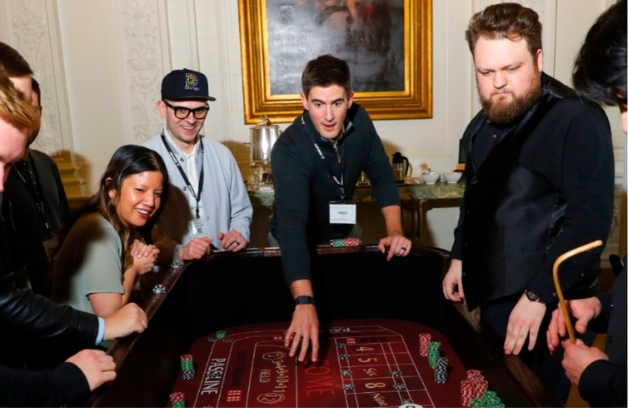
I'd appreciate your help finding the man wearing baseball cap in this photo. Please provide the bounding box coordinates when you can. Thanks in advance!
[143,69,252,260]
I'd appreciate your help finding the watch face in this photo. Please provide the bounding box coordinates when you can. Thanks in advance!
[526,291,540,301]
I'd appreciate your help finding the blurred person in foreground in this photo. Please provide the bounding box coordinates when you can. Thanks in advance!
[0,64,147,406]
[546,1,627,406]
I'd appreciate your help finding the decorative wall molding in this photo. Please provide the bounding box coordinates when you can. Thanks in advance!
[7,0,64,153]
[2,0,86,195]
[119,0,169,143]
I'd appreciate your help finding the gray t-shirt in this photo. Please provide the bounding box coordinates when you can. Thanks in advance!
[52,212,124,314]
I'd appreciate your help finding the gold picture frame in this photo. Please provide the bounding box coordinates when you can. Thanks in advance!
[238,0,432,124]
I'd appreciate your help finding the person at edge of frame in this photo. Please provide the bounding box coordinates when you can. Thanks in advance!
[547,1,627,406]
[0,63,148,407]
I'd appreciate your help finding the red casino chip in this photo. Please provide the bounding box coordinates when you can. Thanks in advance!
[419,333,431,356]
[344,238,360,247]
[170,392,185,402]
[460,379,474,407]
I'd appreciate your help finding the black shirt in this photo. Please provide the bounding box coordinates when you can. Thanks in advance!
[271,104,400,285]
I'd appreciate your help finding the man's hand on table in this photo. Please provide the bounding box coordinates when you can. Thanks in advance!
[285,304,319,363]
[102,303,148,341]
[286,279,319,363]
[179,237,212,260]
[442,259,464,302]
[504,293,546,355]
[218,230,246,252]
[66,349,116,391]
[378,232,412,261]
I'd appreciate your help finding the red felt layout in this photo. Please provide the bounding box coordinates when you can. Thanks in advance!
[169,319,469,408]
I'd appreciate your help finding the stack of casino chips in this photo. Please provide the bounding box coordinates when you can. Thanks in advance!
[427,341,441,368]
[470,390,505,408]
[419,333,431,356]
[180,354,195,380]
[170,392,186,408]
[434,357,448,383]
[329,238,360,247]
[460,370,489,407]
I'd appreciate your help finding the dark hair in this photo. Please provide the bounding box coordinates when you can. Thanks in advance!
[60,145,170,268]
[31,77,41,107]
[301,54,352,97]
[573,0,627,106]
[465,3,542,58]
[0,42,33,77]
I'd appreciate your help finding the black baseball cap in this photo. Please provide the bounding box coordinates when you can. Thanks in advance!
[161,68,216,101]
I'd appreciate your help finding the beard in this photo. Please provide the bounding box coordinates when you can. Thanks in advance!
[479,73,543,124]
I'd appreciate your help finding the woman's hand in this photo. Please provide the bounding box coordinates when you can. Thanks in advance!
[130,239,159,274]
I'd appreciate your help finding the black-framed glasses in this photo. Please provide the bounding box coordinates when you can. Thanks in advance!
[163,100,209,119]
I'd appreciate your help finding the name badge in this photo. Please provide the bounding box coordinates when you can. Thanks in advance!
[189,218,207,238]
[329,201,356,224]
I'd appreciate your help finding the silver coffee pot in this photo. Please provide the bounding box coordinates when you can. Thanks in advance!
[247,115,281,188]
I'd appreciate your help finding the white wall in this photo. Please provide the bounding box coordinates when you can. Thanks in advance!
[0,0,622,251]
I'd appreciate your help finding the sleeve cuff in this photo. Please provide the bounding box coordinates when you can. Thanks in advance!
[579,359,627,407]
[96,317,105,345]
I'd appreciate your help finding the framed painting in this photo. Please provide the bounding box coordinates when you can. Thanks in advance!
[238,0,432,124]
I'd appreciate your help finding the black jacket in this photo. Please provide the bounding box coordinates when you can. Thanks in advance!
[579,267,627,407]
[452,74,614,310]
[4,149,70,296]
[0,192,98,406]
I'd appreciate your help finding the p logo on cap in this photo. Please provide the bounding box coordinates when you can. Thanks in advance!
[185,73,199,91]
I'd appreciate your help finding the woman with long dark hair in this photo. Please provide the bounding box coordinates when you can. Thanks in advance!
[52,145,169,317]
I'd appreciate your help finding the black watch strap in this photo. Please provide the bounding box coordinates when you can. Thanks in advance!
[295,296,316,305]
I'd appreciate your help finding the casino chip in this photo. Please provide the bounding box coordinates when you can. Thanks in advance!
[170,392,186,408]
[434,357,448,383]
[215,330,227,339]
[180,354,195,380]
[171,260,185,269]
[419,333,431,356]
[329,238,361,247]
[461,370,492,407]
[427,341,441,368]
[152,284,166,295]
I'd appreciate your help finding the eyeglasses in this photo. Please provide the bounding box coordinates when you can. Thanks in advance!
[163,100,210,119]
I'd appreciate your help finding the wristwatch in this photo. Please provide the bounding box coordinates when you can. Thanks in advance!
[524,290,545,304]
[295,296,316,306]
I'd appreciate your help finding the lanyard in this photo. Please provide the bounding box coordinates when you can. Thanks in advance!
[14,157,50,232]
[313,142,346,202]
[160,132,205,218]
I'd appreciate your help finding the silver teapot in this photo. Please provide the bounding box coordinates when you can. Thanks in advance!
[247,115,281,188]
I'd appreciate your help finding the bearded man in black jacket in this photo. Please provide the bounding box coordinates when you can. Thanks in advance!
[442,3,614,403]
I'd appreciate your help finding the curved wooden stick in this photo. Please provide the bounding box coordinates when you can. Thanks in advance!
[552,240,603,343]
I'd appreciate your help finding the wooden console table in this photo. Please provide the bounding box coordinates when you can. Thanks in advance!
[247,181,465,243]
